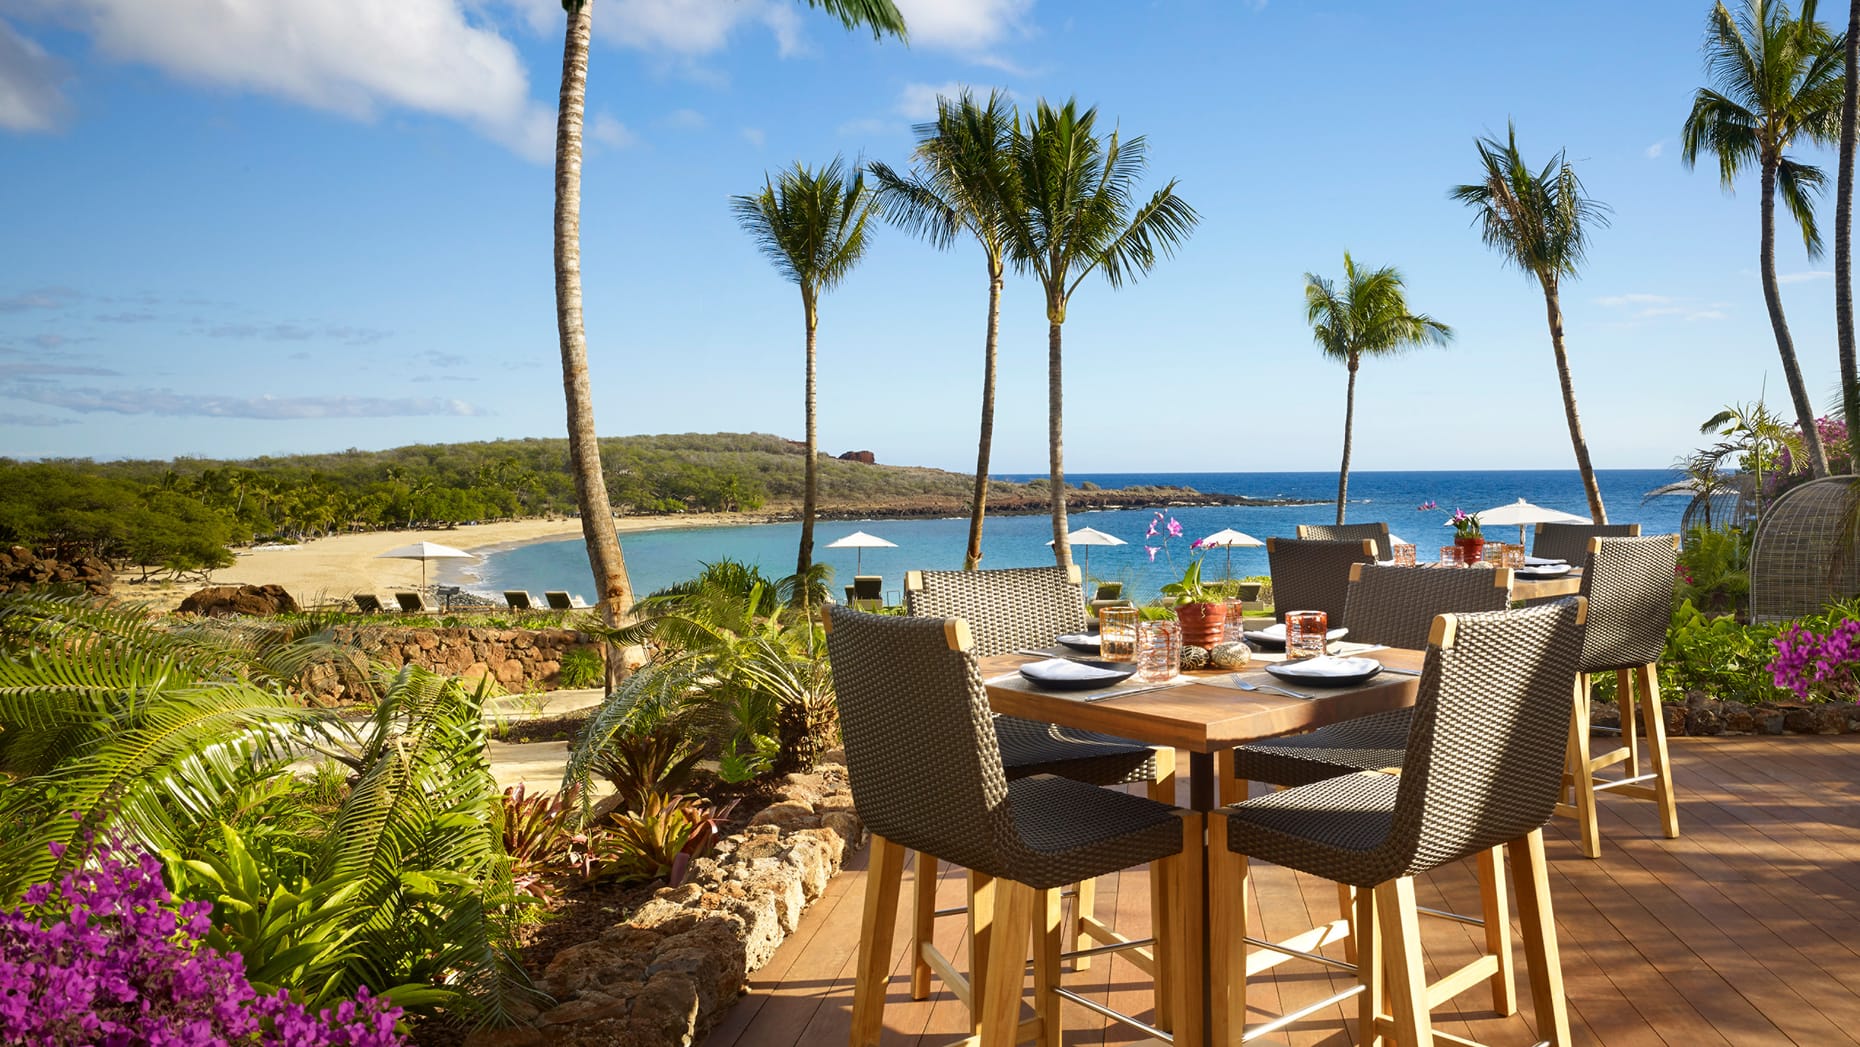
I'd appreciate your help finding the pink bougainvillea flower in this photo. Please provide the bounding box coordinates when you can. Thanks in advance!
[1167,517,1183,538]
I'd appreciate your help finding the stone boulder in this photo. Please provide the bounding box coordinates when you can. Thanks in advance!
[0,545,112,596]
[178,583,300,617]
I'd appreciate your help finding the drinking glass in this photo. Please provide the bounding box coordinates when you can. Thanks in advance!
[1135,619,1181,682]
[1503,543,1526,569]
[1392,543,1417,566]
[1098,605,1139,663]
[1285,610,1328,660]
[1222,599,1251,642]
[1439,545,1463,567]
[1481,544,1506,565]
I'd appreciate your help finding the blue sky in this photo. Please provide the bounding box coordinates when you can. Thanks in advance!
[0,0,1846,472]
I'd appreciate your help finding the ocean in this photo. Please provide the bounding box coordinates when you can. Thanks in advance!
[456,469,1687,605]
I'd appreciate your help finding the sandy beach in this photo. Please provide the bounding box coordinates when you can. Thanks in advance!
[116,514,766,611]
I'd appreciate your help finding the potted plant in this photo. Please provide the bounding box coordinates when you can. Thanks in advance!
[1419,500,1485,563]
[1145,512,1226,647]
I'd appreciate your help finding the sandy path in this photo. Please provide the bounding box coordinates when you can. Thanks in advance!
[117,513,769,611]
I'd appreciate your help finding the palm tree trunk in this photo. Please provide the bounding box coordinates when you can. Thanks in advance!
[1839,0,1860,456]
[553,0,634,629]
[798,292,820,588]
[1540,282,1609,523]
[1335,356,1358,525]
[965,264,1004,570]
[1047,313,1072,570]
[1760,158,1833,477]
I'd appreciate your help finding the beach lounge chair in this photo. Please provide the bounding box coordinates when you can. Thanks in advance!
[544,591,590,610]
[394,591,433,613]
[841,575,883,610]
[352,593,386,613]
[504,591,538,611]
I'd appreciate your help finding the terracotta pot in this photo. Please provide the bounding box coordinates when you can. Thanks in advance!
[1455,536,1486,564]
[1174,600,1226,649]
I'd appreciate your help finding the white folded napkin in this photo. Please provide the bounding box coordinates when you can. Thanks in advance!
[1270,655,1380,678]
[1022,658,1122,681]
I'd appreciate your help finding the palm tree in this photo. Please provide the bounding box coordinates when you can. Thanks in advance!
[1451,123,1613,522]
[1304,254,1453,525]
[1838,0,1860,446]
[1683,0,1845,478]
[869,89,1020,570]
[996,99,1200,568]
[550,0,906,631]
[731,158,879,588]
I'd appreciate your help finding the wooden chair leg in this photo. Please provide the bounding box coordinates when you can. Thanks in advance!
[1148,749,1179,1030]
[968,871,995,1035]
[1509,829,1572,1047]
[1034,887,1063,1047]
[980,879,1034,1047]
[911,851,937,1000]
[1069,877,1095,971]
[1638,663,1681,840]
[853,834,906,1047]
[1172,812,1209,1047]
[1336,882,1359,965]
[1565,674,1603,859]
[1617,668,1640,776]
[1208,813,1243,1047]
[1356,882,1384,1047]
[1373,876,1434,1047]
[1476,846,1517,1015]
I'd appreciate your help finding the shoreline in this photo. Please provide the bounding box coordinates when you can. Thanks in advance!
[114,513,774,612]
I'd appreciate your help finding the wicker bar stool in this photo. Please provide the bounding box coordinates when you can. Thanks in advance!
[1296,521,1392,552]
[1558,534,1682,859]
[903,566,1175,996]
[1219,563,1517,997]
[825,607,1198,1047]
[1530,522,1640,564]
[1210,599,1587,1047]
[1265,537,1381,625]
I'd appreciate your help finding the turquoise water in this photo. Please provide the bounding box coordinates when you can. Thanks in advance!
[460,470,1688,603]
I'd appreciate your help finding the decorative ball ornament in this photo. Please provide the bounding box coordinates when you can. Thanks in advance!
[1209,641,1252,670]
[1179,644,1209,671]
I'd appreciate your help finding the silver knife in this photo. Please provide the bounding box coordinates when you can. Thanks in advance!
[1080,680,1178,702]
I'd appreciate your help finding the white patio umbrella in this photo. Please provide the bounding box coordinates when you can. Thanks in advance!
[376,541,476,591]
[1448,498,1592,545]
[825,530,897,575]
[1198,527,1263,579]
[1046,526,1127,580]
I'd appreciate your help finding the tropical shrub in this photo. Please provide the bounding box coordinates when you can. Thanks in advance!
[589,792,736,888]
[0,841,404,1046]
[1675,525,1750,616]
[1657,600,1786,705]
[594,728,703,813]
[499,785,591,901]
[557,647,604,689]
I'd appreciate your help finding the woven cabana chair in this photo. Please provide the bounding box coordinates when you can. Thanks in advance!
[903,566,1174,983]
[1749,475,1860,622]
[1265,537,1380,626]
[1559,535,1682,859]
[1210,598,1587,1047]
[825,607,1196,1047]
[1530,522,1640,564]
[1296,521,1391,556]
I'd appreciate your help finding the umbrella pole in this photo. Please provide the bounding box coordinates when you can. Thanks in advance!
[1225,546,1233,581]
[1083,547,1091,586]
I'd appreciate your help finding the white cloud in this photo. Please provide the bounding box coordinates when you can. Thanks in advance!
[663,107,706,129]
[1595,293,1672,307]
[1644,140,1665,159]
[897,81,973,120]
[1596,291,1726,322]
[890,0,1030,50]
[4,383,485,419]
[12,0,554,158]
[589,113,636,148]
[1779,270,1834,284]
[0,17,70,132]
[740,126,765,147]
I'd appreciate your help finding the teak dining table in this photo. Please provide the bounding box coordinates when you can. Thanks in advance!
[979,648,1427,1045]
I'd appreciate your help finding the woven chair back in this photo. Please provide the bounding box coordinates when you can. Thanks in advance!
[1266,538,1380,625]
[825,607,1012,873]
[1296,522,1390,555]
[1578,535,1678,672]
[1386,599,1586,877]
[1532,522,1640,564]
[1342,564,1514,651]
[904,566,1087,657]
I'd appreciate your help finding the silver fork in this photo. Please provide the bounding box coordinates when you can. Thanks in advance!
[1229,677,1313,700]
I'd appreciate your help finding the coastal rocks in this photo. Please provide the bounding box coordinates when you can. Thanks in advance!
[316,626,603,700]
[474,759,865,1047]
[0,545,112,597]
[178,583,300,617]
[836,450,877,464]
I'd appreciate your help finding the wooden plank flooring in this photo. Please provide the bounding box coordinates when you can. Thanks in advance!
[706,735,1860,1046]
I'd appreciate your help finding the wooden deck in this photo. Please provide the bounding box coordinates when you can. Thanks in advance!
[705,734,1860,1046]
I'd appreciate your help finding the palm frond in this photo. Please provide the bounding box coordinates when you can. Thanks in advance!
[1777,154,1829,254]
[798,0,908,40]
